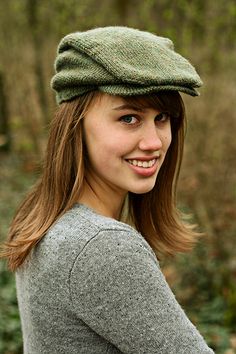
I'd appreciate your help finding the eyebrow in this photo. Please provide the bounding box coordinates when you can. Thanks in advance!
[112,104,146,112]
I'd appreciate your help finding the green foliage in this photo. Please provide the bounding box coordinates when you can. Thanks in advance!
[168,241,236,353]
[0,155,37,353]
[0,262,22,354]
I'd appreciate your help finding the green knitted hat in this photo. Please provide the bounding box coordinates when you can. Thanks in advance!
[51,26,203,104]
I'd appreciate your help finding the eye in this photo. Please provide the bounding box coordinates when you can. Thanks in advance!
[119,115,139,125]
[155,112,170,123]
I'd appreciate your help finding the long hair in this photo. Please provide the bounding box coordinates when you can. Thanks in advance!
[1,91,98,270]
[1,91,199,270]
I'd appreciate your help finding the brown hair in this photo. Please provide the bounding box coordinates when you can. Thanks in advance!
[1,90,199,271]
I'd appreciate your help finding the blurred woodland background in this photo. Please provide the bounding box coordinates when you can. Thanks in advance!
[0,0,236,353]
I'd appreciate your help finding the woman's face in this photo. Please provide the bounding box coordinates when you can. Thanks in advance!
[82,93,172,197]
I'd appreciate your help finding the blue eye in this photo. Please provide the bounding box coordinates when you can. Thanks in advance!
[120,115,138,124]
[155,112,170,122]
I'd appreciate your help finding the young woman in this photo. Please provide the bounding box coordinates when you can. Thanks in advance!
[1,26,215,353]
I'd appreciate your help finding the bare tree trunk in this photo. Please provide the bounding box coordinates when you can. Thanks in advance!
[0,71,10,152]
[115,0,129,24]
[26,0,50,126]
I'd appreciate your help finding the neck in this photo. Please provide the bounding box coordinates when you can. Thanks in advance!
[78,178,126,220]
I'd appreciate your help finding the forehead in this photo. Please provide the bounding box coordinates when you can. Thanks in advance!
[90,93,128,111]
[89,92,172,113]
[85,91,183,122]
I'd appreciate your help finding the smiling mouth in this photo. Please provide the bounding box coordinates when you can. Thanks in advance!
[127,159,156,168]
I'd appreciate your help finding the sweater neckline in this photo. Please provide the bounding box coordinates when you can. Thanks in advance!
[73,202,116,220]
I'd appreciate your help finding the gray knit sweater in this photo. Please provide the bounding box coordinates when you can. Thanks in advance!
[16,204,214,354]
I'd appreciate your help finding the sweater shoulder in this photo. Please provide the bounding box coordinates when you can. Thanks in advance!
[50,203,136,237]
[38,203,156,264]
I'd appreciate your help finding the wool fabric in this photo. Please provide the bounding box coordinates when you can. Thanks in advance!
[16,204,214,353]
[51,26,203,104]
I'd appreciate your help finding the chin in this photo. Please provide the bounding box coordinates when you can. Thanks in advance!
[129,183,155,195]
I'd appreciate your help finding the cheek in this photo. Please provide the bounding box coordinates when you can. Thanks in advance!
[162,127,172,150]
[85,133,126,168]
[166,134,172,148]
[101,139,130,162]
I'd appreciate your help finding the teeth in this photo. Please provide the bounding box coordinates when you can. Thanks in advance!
[128,159,156,168]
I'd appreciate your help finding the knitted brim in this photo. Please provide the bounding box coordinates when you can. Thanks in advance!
[51,26,203,104]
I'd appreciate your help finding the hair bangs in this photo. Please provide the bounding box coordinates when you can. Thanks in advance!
[121,91,183,118]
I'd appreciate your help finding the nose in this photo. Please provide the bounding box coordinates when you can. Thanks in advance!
[138,122,163,151]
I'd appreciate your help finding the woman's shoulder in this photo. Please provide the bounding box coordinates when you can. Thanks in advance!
[43,203,156,261]
[59,203,135,234]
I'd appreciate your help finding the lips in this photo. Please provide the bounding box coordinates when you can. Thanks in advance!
[125,153,160,168]
[127,159,156,168]
[125,155,160,177]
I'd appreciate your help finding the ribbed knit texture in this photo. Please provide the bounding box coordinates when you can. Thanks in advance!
[16,204,214,354]
[51,26,203,104]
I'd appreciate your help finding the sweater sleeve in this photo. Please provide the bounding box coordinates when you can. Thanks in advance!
[69,228,214,354]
